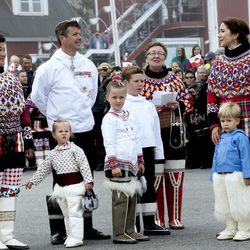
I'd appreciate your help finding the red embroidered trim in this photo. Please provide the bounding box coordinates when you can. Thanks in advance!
[107,156,119,169]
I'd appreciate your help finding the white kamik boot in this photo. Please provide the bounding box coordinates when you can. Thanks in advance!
[0,197,29,249]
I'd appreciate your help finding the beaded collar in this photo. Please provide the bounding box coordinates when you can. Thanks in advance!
[109,109,129,121]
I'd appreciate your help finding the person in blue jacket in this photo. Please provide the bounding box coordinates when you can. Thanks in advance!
[211,102,250,241]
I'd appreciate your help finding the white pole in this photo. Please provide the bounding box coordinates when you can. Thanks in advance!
[110,0,121,66]
[94,0,99,32]
[248,0,250,25]
[207,0,219,51]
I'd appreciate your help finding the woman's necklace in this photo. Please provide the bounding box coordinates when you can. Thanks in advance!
[228,43,242,50]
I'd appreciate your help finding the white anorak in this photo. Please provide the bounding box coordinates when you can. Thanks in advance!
[31,48,98,133]
[124,94,164,160]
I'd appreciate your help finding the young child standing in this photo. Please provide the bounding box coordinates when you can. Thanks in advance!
[211,102,250,241]
[24,119,93,248]
[101,81,149,244]
[122,66,170,235]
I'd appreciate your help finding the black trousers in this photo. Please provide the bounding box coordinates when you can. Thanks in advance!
[140,147,156,204]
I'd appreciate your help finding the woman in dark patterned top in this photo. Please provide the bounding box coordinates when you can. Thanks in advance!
[141,41,193,231]
[207,17,250,144]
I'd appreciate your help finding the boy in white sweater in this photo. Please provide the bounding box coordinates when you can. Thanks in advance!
[123,66,170,235]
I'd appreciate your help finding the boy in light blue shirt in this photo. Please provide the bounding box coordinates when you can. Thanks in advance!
[211,102,250,241]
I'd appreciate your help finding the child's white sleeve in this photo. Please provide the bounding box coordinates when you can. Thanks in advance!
[101,115,117,159]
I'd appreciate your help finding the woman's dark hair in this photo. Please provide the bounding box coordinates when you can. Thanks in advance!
[110,66,122,73]
[0,33,6,43]
[191,44,201,57]
[222,17,249,44]
[185,69,195,77]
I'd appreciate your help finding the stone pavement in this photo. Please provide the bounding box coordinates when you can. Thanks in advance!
[16,169,249,250]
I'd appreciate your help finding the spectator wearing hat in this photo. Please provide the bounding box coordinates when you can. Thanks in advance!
[204,51,215,73]
[97,62,111,86]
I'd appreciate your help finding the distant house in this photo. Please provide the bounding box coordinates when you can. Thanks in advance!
[0,0,78,66]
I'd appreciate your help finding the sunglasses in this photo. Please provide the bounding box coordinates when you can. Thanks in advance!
[185,76,194,79]
[98,68,108,72]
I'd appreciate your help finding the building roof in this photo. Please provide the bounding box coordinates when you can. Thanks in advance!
[0,0,77,41]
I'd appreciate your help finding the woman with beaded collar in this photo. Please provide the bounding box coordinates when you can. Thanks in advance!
[207,17,250,240]
[141,41,193,232]
[208,17,250,144]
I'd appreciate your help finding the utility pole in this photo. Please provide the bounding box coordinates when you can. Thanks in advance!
[110,0,121,66]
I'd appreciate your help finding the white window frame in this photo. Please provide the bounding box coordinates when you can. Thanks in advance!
[12,0,48,16]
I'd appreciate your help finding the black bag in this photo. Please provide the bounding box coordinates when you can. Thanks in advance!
[169,104,186,149]
[82,189,99,212]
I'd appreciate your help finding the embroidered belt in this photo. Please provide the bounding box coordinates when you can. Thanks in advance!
[55,172,83,187]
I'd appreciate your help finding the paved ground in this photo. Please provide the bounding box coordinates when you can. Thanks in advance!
[15,169,249,250]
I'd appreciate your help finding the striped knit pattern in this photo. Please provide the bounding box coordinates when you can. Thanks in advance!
[207,49,250,137]
[141,72,192,112]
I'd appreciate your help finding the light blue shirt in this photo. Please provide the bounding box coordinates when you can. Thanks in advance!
[210,129,250,179]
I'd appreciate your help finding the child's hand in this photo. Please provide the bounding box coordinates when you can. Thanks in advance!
[85,183,93,190]
[139,164,145,174]
[244,178,250,186]
[23,181,33,189]
[112,167,122,177]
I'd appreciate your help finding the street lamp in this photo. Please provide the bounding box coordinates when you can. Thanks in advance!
[89,17,109,32]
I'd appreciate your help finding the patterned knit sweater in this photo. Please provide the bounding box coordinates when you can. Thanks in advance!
[207,42,250,137]
[0,71,33,146]
[141,66,193,113]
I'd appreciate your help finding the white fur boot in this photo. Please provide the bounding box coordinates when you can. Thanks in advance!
[0,197,29,249]
[0,241,8,250]
[65,217,83,248]
[233,220,250,241]
[217,218,237,240]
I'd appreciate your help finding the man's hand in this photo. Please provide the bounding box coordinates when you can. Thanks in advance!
[26,148,34,159]
[139,164,145,174]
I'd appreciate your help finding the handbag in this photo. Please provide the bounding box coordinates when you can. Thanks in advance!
[169,104,186,149]
[82,189,99,211]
